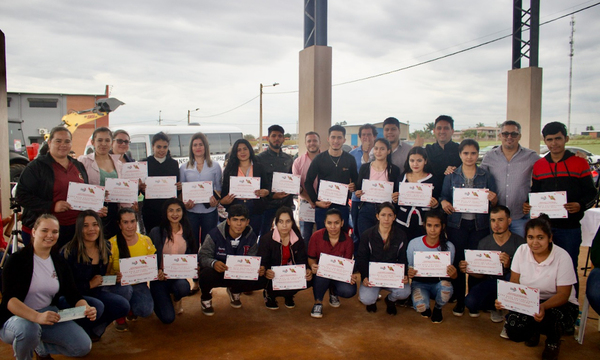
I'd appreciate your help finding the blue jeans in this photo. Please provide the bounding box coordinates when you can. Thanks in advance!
[359,283,411,305]
[356,202,378,255]
[59,292,129,337]
[587,268,600,314]
[299,221,316,247]
[312,275,357,302]
[551,227,581,296]
[104,283,154,318]
[315,205,350,231]
[259,207,278,237]
[509,215,529,238]
[464,278,498,312]
[188,209,218,245]
[411,280,454,311]
[150,279,190,324]
[350,200,360,244]
[0,306,91,360]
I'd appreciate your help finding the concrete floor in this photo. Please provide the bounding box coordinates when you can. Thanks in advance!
[1,250,598,360]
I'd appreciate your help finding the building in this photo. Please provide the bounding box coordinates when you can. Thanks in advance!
[452,126,500,141]
[344,120,410,148]
[7,86,110,155]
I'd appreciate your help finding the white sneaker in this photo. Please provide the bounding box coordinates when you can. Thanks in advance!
[329,294,340,308]
[490,309,504,323]
[500,326,509,339]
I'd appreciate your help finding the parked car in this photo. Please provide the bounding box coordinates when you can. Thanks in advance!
[541,146,600,165]
[478,145,498,162]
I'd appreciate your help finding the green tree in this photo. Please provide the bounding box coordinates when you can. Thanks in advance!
[463,130,477,139]
[244,134,256,141]
[476,122,485,128]
[478,131,488,140]
[425,122,435,133]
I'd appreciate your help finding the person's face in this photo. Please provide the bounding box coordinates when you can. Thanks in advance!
[227,215,250,236]
[376,207,395,228]
[83,216,100,243]
[32,219,59,250]
[153,140,169,158]
[425,217,443,239]
[328,131,345,151]
[544,132,568,156]
[118,213,138,238]
[526,226,552,256]
[383,124,400,144]
[325,214,343,237]
[268,131,284,150]
[49,131,72,159]
[459,145,479,167]
[167,204,183,226]
[434,120,454,145]
[276,212,293,237]
[236,143,250,161]
[409,153,426,173]
[490,211,511,235]
[112,133,130,155]
[192,138,205,159]
[305,134,320,154]
[360,128,375,150]
[500,125,521,151]
[92,131,112,156]
[373,141,390,161]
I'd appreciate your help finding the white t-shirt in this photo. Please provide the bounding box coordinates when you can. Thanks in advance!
[24,254,60,310]
[511,243,578,305]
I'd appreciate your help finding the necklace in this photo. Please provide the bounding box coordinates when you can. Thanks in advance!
[329,153,341,167]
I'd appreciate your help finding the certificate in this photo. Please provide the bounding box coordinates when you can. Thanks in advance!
[299,201,315,222]
[317,180,349,206]
[66,182,105,211]
[163,254,198,279]
[121,161,148,181]
[104,178,138,203]
[497,280,540,317]
[361,179,393,203]
[119,255,159,285]
[368,262,405,288]
[271,172,301,195]
[100,275,117,286]
[272,264,307,290]
[224,255,261,280]
[145,176,177,199]
[464,250,503,276]
[529,191,568,219]
[182,181,213,204]
[316,253,355,283]
[413,251,451,277]
[452,188,489,214]
[229,176,260,199]
[58,306,86,323]
[398,182,433,207]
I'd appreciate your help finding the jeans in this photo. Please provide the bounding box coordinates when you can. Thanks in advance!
[104,283,154,318]
[199,267,268,301]
[464,278,498,312]
[187,209,218,245]
[0,306,91,360]
[259,207,278,237]
[150,279,190,324]
[551,227,581,296]
[315,205,350,231]
[312,275,357,302]
[59,292,129,337]
[359,283,411,305]
[587,268,600,314]
[509,215,529,238]
[350,200,360,245]
[411,280,454,311]
[356,202,378,255]
[299,221,316,247]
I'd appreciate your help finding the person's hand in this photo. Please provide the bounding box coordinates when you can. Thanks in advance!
[430,197,439,208]
[414,134,424,147]
[575,150,587,159]
[89,275,103,289]
[54,200,72,213]
[36,310,60,325]
[139,181,146,192]
[441,200,454,215]
[487,191,498,205]
[315,201,331,209]
[523,202,531,215]
[157,269,166,281]
[392,192,399,204]
[97,206,108,218]
[564,202,581,214]
[444,166,456,175]
[348,182,356,192]
[499,252,510,268]
[209,196,219,208]
[116,272,123,284]
[272,192,287,200]
[84,305,97,321]
[104,190,111,202]
[255,189,269,198]
[362,277,371,287]
[132,202,139,212]
[447,265,458,279]
[305,269,313,281]
[220,194,235,205]
[213,261,227,273]
[309,201,316,209]
[265,269,275,280]
[402,275,409,284]
[310,263,319,274]
[459,260,468,274]
[355,190,364,199]
[185,199,195,209]
[175,182,182,191]
[494,299,504,311]
[408,267,418,279]
[350,273,360,285]
[533,305,545,322]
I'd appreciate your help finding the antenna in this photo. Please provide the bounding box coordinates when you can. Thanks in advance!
[567,15,575,136]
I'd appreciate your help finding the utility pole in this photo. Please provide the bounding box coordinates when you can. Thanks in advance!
[567,15,575,136]
[159,110,162,125]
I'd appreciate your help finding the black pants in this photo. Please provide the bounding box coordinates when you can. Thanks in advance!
[199,267,268,301]
[505,301,579,344]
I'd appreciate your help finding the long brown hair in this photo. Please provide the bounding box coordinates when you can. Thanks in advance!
[62,211,110,265]
[187,132,213,168]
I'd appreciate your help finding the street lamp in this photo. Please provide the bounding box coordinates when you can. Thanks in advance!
[188,108,200,125]
[259,82,279,152]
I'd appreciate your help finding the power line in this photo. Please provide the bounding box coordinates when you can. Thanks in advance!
[190,95,260,119]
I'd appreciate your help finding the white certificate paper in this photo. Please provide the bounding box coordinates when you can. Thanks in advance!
[224,255,261,280]
[299,201,315,222]
[272,264,307,290]
[316,253,355,283]
[317,180,349,206]
[58,306,87,323]
[361,179,393,203]
[229,177,260,199]
[497,280,540,317]
[163,254,198,279]
[464,250,503,276]
[182,181,213,204]
[529,191,568,219]
[368,262,405,288]
[413,251,451,277]
[100,275,117,286]
[271,172,301,195]
[66,182,105,211]
[453,188,489,214]
[398,182,434,207]
[104,178,138,203]
[145,176,177,199]
[119,255,159,285]
[121,161,148,181]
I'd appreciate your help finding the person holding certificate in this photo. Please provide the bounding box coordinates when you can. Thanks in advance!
[439,139,497,317]
[148,199,195,324]
[407,210,457,323]
[307,209,358,318]
[0,214,97,360]
[220,139,269,237]
[258,207,312,310]
[397,147,438,241]
[354,138,401,251]
[110,129,135,163]
[356,203,410,315]
[106,208,156,332]
[495,215,578,360]
[61,211,130,341]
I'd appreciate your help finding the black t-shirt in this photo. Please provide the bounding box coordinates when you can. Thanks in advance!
[304,151,358,204]
[425,141,461,199]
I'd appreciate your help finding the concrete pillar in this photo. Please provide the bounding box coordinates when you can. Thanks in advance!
[1,31,10,217]
[298,45,332,153]
[507,67,543,153]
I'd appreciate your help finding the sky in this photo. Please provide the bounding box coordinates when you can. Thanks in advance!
[1,0,599,137]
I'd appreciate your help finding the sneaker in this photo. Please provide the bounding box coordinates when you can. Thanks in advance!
[284,296,295,309]
[172,294,184,315]
[452,303,465,317]
[385,295,397,315]
[366,304,377,313]
[468,309,480,318]
[542,341,560,360]
[114,318,129,332]
[311,303,323,318]
[201,299,215,316]
[490,310,504,323]
[420,309,432,318]
[264,291,279,310]
[525,332,540,347]
[226,288,242,308]
[431,307,443,323]
[500,326,509,339]
[126,311,138,322]
[329,294,340,308]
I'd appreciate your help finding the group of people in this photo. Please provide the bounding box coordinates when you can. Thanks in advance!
[0,116,596,360]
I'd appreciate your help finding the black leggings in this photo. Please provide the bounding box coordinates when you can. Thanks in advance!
[505,301,579,344]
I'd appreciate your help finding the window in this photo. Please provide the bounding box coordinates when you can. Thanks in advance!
[168,135,181,157]
[28,98,58,108]
[129,142,147,160]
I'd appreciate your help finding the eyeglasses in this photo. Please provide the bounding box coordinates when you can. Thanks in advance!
[501,132,520,138]
[115,139,130,145]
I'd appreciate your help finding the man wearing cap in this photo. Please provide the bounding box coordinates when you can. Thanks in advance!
[425,115,462,199]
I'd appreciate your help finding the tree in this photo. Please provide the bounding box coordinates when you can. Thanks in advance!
[475,122,485,128]
[425,122,435,133]
[284,133,292,139]
[244,134,255,141]
[586,126,595,131]
[478,131,488,140]
[463,130,477,139]
[335,121,348,126]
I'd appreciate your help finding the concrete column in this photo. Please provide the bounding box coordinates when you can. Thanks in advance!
[298,45,332,153]
[1,31,10,217]
[507,67,543,153]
